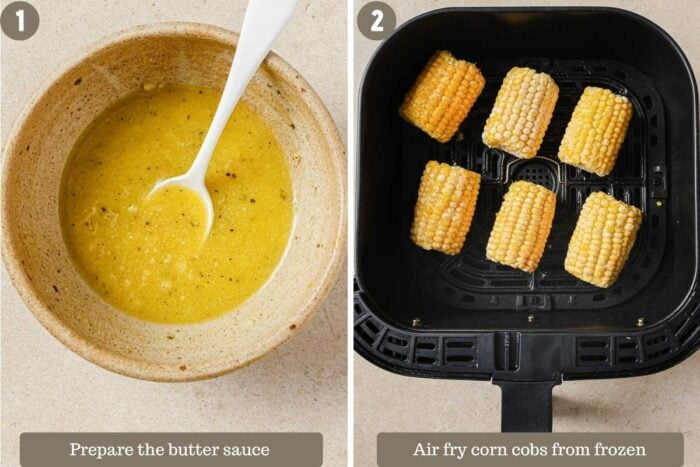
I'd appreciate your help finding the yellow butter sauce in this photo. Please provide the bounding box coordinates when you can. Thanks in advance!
[60,84,293,324]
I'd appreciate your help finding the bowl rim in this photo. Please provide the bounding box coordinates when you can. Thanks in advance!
[1,21,347,382]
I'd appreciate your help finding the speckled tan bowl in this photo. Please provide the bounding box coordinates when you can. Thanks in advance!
[1,23,346,381]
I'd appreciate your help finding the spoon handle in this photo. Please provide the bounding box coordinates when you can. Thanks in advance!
[188,0,298,178]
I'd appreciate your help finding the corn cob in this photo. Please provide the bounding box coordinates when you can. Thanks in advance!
[564,192,642,288]
[486,181,556,272]
[558,87,633,177]
[400,50,486,143]
[411,161,481,255]
[482,67,559,159]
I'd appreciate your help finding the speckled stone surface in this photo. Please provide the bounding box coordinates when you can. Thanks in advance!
[354,1,699,466]
[1,0,346,465]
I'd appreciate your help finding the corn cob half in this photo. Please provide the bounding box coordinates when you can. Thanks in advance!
[558,87,633,177]
[411,161,481,255]
[482,67,559,159]
[486,181,556,272]
[564,192,642,288]
[400,50,486,143]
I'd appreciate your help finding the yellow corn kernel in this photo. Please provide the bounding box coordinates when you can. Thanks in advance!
[558,87,633,177]
[486,181,556,272]
[564,192,642,288]
[411,161,481,255]
[482,67,559,159]
[400,50,486,143]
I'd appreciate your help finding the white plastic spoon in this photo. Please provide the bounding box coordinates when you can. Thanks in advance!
[150,0,298,238]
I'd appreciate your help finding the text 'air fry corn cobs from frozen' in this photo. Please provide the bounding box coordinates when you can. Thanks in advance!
[482,67,559,159]
[411,161,481,255]
[400,50,486,143]
[558,87,633,177]
[486,181,556,272]
[565,192,642,288]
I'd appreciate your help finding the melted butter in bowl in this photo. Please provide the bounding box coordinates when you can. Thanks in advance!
[4,24,345,380]
[60,84,293,324]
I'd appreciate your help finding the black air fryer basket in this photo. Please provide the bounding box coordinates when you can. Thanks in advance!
[355,7,699,432]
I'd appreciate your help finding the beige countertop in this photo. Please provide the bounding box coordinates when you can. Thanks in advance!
[0,1,346,465]
[354,1,699,466]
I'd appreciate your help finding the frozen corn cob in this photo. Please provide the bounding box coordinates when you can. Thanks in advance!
[486,181,556,272]
[558,87,633,177]
[400,50,486,143]
[482,67,559,159]
[564,192,641,288]
[411,161,481,255]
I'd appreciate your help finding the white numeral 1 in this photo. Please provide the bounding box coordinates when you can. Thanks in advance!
[370,9,384,32]
[16,9,24,32]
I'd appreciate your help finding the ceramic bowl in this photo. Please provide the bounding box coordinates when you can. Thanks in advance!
[1,22,346,381]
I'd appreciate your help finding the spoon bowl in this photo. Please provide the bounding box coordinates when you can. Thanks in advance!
[149,173,214,239]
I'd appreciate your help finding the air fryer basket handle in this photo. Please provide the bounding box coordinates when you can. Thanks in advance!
[494,380,559,432]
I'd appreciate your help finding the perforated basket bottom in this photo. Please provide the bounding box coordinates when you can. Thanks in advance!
[398,58,668,311]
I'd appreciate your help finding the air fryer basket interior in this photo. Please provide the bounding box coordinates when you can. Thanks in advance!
[357,8,698,334]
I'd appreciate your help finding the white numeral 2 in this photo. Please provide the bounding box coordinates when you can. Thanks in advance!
[370,9,384,32]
